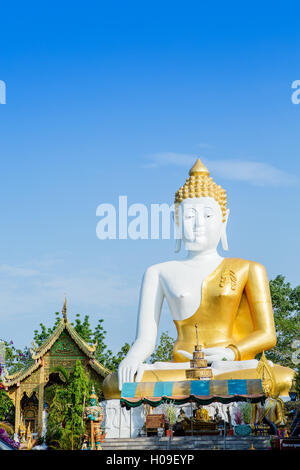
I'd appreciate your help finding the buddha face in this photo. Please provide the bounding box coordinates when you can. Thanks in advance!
[179,197,227,252]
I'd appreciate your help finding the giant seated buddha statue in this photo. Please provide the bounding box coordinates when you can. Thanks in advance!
[103,159,295,399]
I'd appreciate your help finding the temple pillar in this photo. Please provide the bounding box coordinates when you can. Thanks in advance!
[14,385,21,435]
[37,363,44,436]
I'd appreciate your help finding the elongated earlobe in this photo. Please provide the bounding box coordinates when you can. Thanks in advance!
[173,205,182,253]
[221,209,230,251]
[175,238,181,253]
[221,229,228,251]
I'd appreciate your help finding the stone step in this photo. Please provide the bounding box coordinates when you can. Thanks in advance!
[101,436,271,451]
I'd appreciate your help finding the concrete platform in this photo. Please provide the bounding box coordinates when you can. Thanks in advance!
[101,435,271,450]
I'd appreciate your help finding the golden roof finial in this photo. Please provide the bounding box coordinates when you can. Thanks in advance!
[62,296,68,322]
[189,158,210,177]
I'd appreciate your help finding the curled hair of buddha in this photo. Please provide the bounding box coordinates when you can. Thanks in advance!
[174,159,227,224]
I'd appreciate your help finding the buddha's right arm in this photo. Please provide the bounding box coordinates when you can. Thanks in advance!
[118,265,164,390]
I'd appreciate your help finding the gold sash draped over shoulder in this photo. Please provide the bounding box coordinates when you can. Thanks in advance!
[173,258,276,362]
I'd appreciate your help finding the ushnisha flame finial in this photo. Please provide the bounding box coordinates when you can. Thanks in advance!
[174,158,227,222]
[62,296,67,323]
[189,159,210,177]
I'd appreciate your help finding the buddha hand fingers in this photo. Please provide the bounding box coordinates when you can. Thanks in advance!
[118,368,125,389]
[136,365,146,383]
[202,347,224,355]
[125,367,131,384]
[121,367,127,385]
[177,349,193,360]
[118,370,123,390]
[129,368,136,383]
[205,355,221,364]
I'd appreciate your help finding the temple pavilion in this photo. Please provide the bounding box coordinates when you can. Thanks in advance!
[1,300,110,437]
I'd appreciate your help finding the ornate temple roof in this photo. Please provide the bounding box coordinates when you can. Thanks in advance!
[1,299,111,387]
[1,360,42,387]
[30,318,98,360]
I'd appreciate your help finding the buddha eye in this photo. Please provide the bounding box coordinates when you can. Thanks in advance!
[205,209,214,219]
[184,212,195,219]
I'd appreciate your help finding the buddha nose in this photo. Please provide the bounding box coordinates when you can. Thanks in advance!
[195,210,205,227]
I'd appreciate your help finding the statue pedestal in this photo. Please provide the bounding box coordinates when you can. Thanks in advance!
[103,400,145,438]
[102,400,236,439]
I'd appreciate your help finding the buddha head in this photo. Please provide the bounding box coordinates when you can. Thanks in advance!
[174,159,229,253]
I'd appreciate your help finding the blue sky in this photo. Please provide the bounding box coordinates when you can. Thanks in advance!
[0,1,300,354]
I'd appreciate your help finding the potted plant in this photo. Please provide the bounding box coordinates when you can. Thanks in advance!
[233,403,252,436]
[164,402,177,449]
[139,424,146,437]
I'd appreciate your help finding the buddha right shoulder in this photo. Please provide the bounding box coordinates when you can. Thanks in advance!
[143,260,179,279]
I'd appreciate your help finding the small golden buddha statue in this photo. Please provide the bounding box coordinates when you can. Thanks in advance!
[195,405,210,422]
[176,408,188,423]
[19,416,26,443]
[103,159,295,399]
[252,352,287,428]
[26,422,32,450]
[251,391,287,428]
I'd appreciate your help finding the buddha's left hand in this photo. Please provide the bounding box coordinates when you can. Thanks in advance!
[203,347,235,363]
[178,347,235,363]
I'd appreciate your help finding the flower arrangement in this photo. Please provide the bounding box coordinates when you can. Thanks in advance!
[164,402,177,427]
[233,403,253,437]
[0,428,20,449]
[239,402,252,425]
[234,407,243,425]
[163,402,177,450]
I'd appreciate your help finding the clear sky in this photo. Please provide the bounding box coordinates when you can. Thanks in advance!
[0,1,300,354]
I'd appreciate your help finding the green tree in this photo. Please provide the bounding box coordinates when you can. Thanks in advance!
[33,314,114,369]
[33,312,61,346]
[266,275,300,369]
[92,318,114,368]
[73,314,93,343]
[149,331,175,364]
[33,313,130,371]
[46,361,89,450]
[108,343,131,371]
[0,340,33,375]
[63,360,89,449]
[46,384,68,449]
[0,390,14,421]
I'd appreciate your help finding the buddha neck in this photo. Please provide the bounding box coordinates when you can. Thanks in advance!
[185,249,223,264]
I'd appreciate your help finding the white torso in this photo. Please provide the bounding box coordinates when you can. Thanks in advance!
[156,254,224,321]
